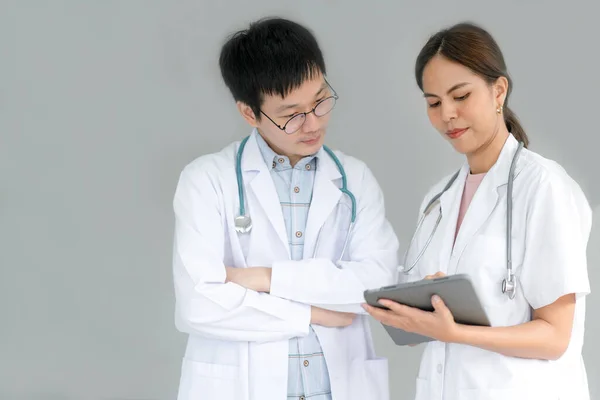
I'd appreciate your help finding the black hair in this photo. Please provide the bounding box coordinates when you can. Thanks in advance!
[219,17,326,119]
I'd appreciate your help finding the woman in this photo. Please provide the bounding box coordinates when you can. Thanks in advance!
[363,22,592,400]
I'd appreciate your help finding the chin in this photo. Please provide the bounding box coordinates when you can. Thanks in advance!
[300,136,324,153]
[449,141,472,155]
[444,132,477,155]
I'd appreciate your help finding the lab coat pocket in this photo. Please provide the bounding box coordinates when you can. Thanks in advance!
[467,236,509,308]
[177,358,240,400]
[349,357,389,400]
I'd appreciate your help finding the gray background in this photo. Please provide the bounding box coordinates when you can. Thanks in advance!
[1,1,598,399]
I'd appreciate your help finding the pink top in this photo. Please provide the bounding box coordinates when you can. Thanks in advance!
[455,172,486,241]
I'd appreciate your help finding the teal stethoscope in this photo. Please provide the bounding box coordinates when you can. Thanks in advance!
[233,135,357,258]
[402,141,525,299]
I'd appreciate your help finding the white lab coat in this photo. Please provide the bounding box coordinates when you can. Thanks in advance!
[402,134,592,400]
[172,130,399,400]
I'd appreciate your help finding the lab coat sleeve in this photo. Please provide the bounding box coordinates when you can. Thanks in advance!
[269,164,399,314]
[519,173,592,310]
[172,162,311,342]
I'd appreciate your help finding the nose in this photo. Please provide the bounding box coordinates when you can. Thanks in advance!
[440,102,457,123]
[301,111,320,133]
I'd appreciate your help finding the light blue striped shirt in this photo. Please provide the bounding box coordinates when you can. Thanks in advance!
[256,133,332,400]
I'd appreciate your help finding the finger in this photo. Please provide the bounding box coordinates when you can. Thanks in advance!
[362,304,386,317]
[425,271,446,280]
[377,299,423,318]
[373,309,407,328]
[361,303,376,315]
[363,304,398,323]
[364,303,414,328]
[431,295,452,318]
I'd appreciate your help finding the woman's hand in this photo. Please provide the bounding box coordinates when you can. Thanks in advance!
[363,295,458,343]
[362,271,458,343]
[424,271,446,280]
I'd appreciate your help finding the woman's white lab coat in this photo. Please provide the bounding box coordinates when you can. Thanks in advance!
[403,134,592,400]
[172,131,399,400]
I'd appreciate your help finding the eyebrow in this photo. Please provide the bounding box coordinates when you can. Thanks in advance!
[275,82,328,113]
[423,82,471,98]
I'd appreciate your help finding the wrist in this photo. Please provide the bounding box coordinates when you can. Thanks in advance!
[448,323,467,344]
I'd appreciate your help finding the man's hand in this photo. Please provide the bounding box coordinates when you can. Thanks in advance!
[310,306,356,328]
[225,267,271,292]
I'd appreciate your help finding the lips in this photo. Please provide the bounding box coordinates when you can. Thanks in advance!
[446,128,468,139]
[301,135,320,145]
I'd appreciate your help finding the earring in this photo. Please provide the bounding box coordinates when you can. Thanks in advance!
[497,105,503,114]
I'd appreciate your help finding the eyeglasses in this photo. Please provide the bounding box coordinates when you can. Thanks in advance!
[260,84,338,134]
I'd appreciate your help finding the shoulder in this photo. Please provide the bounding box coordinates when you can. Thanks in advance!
[176,141,238,190]
[330,148,369,176]
[516,148,586,204]
[325,147,383,192]
[517,148,591,222]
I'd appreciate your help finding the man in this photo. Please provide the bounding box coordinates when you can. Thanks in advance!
[172,17,399,400]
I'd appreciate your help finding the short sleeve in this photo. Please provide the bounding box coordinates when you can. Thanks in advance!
[519,173,592,309]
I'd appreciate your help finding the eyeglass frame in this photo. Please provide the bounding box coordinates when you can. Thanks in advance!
[259,80,339,134]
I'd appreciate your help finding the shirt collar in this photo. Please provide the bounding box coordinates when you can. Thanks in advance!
[255,131,318,171]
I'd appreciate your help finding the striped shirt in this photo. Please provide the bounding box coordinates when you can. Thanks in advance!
[255,133,332,400]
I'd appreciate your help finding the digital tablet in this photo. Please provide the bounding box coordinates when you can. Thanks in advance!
[363,274,491,346]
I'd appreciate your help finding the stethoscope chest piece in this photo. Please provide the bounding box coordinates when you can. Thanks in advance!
[502,276,517,299]
[234,215,252,234]
[402,141,525,299]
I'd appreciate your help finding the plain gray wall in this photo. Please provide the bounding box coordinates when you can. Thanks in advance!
[1,1,598,399]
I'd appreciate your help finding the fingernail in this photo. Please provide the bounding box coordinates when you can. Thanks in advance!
[432,295,440,303]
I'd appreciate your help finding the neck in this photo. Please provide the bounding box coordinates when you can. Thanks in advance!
[466,127,510,174]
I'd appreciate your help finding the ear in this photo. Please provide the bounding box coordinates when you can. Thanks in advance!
[493,76,509,108]
[237,102,259,127]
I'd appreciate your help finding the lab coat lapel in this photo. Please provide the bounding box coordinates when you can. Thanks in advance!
[303,147,342,258]
[449,135,520,274]
[449,170,499,274]
[437,164,469,274]
[242,132,291,259]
